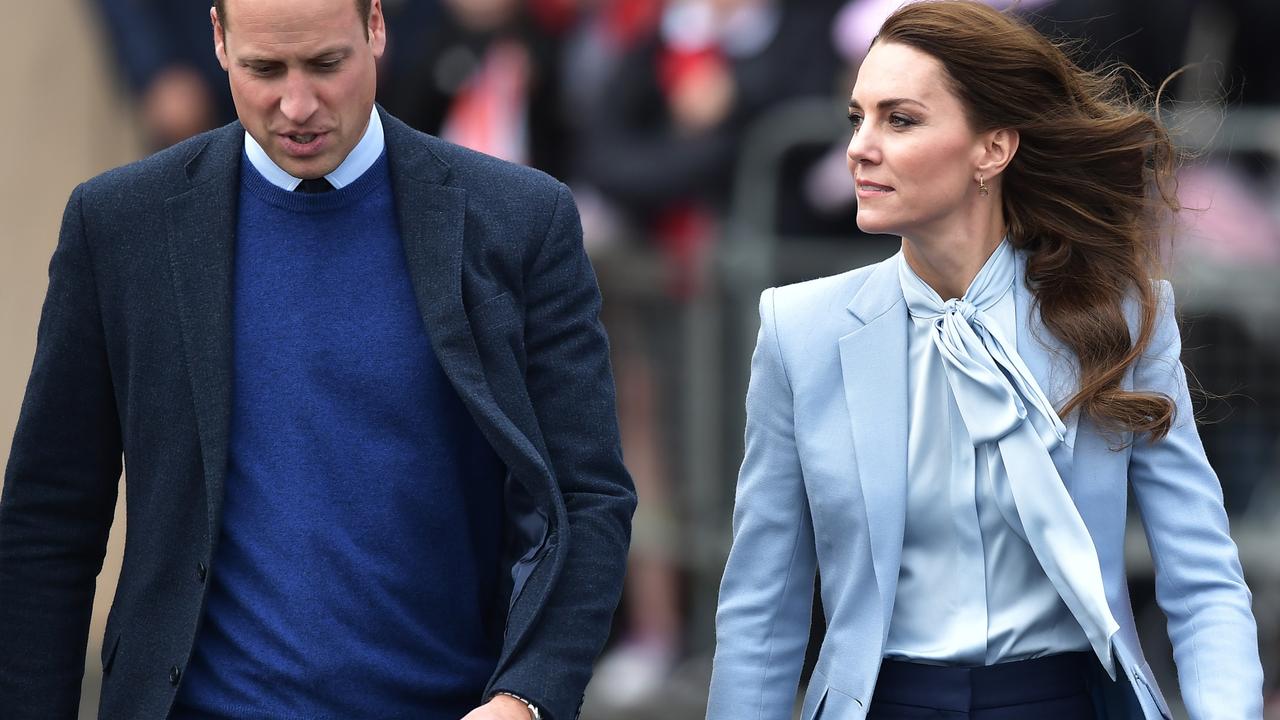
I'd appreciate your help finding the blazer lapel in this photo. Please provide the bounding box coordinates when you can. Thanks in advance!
[165,123,243,536]
[1013,252,1081,486]
[381,111,549,486]
[837,256,909,618]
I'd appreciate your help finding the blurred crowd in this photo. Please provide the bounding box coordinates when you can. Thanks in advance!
[87,0,1280,716]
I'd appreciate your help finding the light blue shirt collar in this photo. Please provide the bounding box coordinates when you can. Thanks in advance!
[243,107,383,191]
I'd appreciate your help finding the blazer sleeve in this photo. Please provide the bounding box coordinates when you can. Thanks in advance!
[1127,280,1263,720]
[0,184,123,717]
[485,182,636,720]
[707,288,817,720]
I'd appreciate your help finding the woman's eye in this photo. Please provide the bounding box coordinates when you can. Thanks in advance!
[889,114,917,128]
[848,114,863,131]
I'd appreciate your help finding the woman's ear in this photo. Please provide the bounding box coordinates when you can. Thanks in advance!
[977,127,1020,181]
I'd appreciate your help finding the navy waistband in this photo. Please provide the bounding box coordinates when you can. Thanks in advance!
[874,652,1095,711]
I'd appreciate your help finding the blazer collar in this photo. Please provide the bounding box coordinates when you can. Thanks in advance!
[838,253,909,626]
[380,113,511,456]
[165,121,244,537]
[380,106,452,186]
[845,250,906,328]
[380,109,554,490]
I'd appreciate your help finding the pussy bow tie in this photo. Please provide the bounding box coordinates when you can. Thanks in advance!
[899,242,1119,677]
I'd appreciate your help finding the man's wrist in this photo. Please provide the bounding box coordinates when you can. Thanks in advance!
[494,691,542,720]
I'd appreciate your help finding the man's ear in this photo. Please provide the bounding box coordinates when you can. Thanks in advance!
[976,127,1020,182]
[211,6,229,71]
[368,0,387,59]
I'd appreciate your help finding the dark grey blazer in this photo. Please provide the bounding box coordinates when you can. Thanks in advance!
[0,109,635,720]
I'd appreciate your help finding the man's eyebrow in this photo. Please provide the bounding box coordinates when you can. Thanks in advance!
[848,97,929,111]
[237,46,353,65]
[308,46,353,61]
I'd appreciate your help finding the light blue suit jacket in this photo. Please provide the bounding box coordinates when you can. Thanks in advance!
[707,252,1261,720]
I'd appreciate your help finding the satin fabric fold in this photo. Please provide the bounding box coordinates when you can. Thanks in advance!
[899,241,1119,677]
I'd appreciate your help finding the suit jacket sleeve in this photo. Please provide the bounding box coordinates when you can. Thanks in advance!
[1127,280,1263,720]
[487,182,637,720]
[0,183,123,717]
[706,288,817,720]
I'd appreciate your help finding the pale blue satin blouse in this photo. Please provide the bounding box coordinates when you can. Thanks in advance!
[884,241,1093,665]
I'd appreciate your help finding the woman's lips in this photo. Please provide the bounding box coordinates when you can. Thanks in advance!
[856,179,895,198]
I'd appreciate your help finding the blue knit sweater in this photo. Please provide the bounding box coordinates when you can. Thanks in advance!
[175,153,505,719]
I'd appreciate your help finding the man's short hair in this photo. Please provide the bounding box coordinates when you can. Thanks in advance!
[212,0,373,36]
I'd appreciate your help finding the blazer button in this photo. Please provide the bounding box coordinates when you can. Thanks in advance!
[196,562,207,583]
[169,665,182,686]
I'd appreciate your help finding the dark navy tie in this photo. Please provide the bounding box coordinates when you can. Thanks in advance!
[295,177,334,193]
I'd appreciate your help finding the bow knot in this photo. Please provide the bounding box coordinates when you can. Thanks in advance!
[942,297,977,321]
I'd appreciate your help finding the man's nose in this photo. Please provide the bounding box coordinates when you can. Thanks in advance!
[279,73,319,125]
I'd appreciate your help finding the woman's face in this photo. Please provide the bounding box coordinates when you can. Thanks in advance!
[846,41,988,239]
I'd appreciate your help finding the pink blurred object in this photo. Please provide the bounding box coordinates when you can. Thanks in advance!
[1175,165,1280,266]
[439,41,532,165]
[833,0,1053,63]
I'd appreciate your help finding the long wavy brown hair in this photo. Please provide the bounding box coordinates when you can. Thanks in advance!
[876,0,1177,439]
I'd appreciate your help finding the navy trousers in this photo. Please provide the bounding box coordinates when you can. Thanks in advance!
[868,652,1097,719]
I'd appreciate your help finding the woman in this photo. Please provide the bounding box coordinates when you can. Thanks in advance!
[706,2,1262,719]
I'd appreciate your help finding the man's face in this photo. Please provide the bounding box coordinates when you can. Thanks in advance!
[213,0,385,179]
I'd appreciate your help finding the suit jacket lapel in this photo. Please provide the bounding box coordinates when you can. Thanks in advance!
[1013,252,1081,487]
[165,123,243,536]
[381,111,548,485]
[837,256,909,619]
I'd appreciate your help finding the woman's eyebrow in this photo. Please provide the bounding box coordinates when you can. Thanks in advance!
[848,97,929,112]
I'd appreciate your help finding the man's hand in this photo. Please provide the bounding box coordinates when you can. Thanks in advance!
[460,694,534,720]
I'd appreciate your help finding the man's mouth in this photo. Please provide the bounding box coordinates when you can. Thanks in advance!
[278,132,328,156]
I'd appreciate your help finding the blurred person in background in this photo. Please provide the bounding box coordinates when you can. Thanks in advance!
[708,3,1261,719]
[93,0,446,148]
[93,0,237,147]
[575,0,841,257]
[560,0,843,708]
[0,0,635,718]
[379,0,576,178]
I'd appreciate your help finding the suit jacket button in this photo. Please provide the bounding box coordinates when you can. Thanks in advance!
[196,562,207,583]
[170,665,182,686]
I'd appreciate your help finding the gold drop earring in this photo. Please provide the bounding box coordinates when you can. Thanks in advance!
[978,174,990,197]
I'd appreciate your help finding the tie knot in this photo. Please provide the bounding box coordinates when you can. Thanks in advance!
[295,177,335,194]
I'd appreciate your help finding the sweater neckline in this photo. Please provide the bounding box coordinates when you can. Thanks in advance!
[240,150,389,213]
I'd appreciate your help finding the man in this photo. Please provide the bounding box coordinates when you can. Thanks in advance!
[0,0,635,717]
